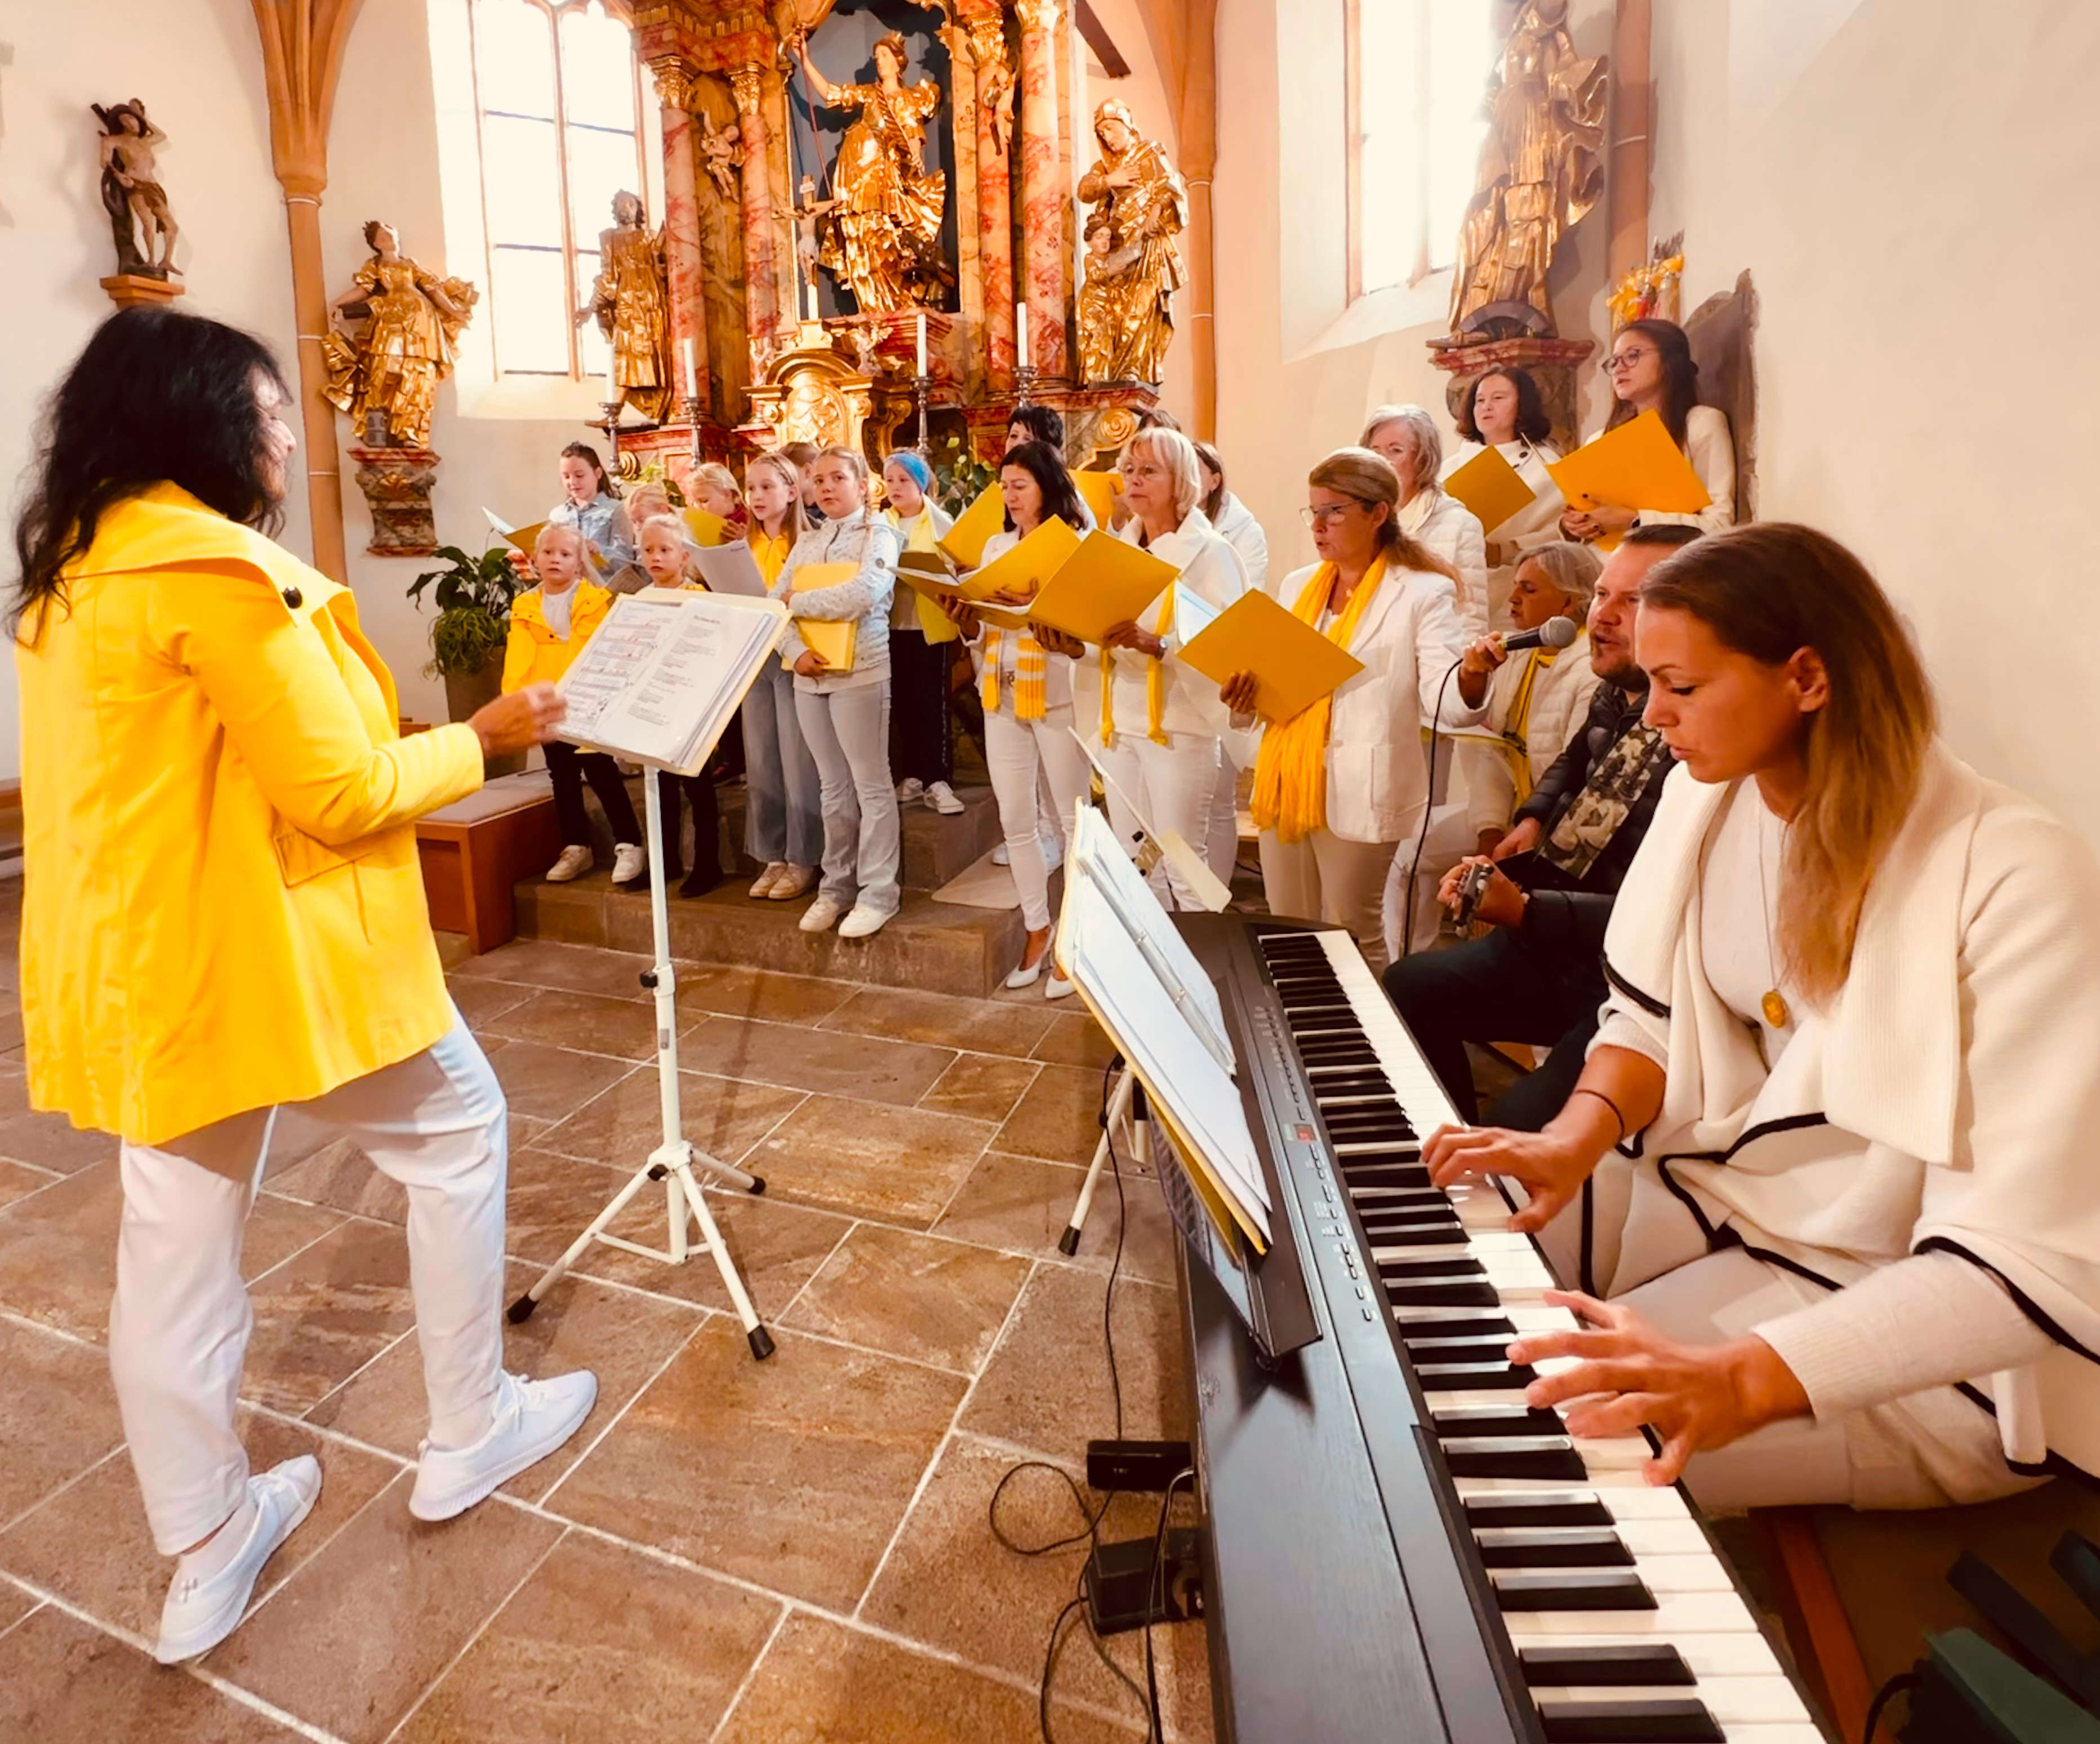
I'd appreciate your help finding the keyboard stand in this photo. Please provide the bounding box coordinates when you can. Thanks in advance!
[1057,1057,1149,1256]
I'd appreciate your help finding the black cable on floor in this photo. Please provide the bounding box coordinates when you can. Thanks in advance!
[1862,1669,1921,1743]
[1144,1469,1194,1744]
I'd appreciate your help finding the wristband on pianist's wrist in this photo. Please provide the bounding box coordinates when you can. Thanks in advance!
[1567,1086,1627,1145]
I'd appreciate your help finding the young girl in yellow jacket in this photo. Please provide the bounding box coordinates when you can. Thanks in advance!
[633,514,724,895]
[503,522,645,884]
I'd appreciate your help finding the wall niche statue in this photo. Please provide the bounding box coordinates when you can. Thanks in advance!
[91,100,181,298]
[579,190,672,421]
[322,220,477,450]
[1076,100,1187,387]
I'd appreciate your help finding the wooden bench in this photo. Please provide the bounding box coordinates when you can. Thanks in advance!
[416,771,560,958]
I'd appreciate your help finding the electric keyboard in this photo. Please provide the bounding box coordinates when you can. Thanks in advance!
[1170,914,1827,1744]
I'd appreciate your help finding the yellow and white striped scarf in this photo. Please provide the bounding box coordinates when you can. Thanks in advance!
[981,629,1048,721]
[1250,557,1387,844]
[1099,585,1177,748]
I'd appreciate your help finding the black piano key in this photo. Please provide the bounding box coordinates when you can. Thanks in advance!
[1441,1437,1590,1481]
[1518,1644,1696,1688]
[1360,1218,1465,1244]
[1407,1332,1519,1355]
[1464,1492,1613,1530]
[1536,1698,1722,1744]
[1341,1164,1431,1190]
[1337,1146,1423,1169]
[1382,1275,1500,1307]
[1474,1527,1636,1568]
[1380,1256,1487,1282]
[1431,1403,1564,1438]
[1415,1360,1538,1390]
[1397,1313,1515,1343]
[1489,1568,1657,1612]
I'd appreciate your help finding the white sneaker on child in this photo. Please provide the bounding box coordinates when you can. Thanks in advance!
[546,845,593,882]
[837,902,893,939]
[896,777,924,804]
[926,780,965,815]
[799,894,849,933]
[611,843,647,884]
[409,1370,598,1523]
[749,861,789,899]
[154,1455,321,1663]
[991,842,1011,867]
[1040,832,1064,873]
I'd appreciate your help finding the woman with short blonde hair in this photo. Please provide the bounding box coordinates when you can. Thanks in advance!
[1362,403,1488,634]
[738,451,822,900]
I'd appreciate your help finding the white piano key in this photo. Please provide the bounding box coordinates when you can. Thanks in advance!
[1479,1515,1709,1559]
[1460,1483,1695,1524]
[1502,1589,1761,1638]
[1538,1676,1808,1724]
[1522,1632,1785,1682]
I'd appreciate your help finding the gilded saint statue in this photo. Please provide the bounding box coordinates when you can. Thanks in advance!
[789,29,948,313]
[1075,100,1187,387]
[322,221,477,450]
[578,190,671,421]
[1445,0,1607,340]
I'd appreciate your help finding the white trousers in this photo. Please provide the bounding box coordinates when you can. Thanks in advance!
[1095,731,1220,911]
[1258,827,1402,976]
[1534,1193,2032,1513]
[112,1012,507,1554]
[1386,799,1479,961]
[794,679,901,917]
[1207,754,1242,884]
[985,704,1092,931]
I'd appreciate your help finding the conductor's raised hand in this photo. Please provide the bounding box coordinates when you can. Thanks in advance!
[793,649,830,678]
[470,683,566,758]
[1219,671,1260,715]
[1421,1123,1595,1234]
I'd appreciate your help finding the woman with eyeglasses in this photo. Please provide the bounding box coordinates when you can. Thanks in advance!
[1441,366,1568,630]
[1214,448,1480,972]
[1362,403,1489,637]
[1561,319,1735,544]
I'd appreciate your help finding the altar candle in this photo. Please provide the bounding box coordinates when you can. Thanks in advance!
[603,353,620,409]
[1016,301,1030,370]
[680,336,699,401]
[915,310,927,375]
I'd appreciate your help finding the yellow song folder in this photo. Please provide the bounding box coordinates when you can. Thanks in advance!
[961,517,1084,603]
[1075,470,1122,529]
[784,560,860,673]
[495,518,546,558]
[1025,532,1178,647]
[681,507,732,548]
[938,483,1006,570]
[1443,445,1538,540]
[1547,408,1711,518]
[1176,588,1365,724]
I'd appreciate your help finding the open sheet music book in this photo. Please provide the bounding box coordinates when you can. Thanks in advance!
[554,589,788,776]
[1057,808,1271,1249]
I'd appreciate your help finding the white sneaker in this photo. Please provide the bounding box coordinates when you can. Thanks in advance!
[837,902,893,940]
[749,861,789,899]
[1040,832,1064,873]
[799,894,849,933]
[545,844,594,883]
[896,777,925,804]
[611,843,647,884]
[926,780,964,816]
[991,842,1011,867]
[1045,970,1076,1001]
[409,1370,598,1523]
[154,1456,321,1664]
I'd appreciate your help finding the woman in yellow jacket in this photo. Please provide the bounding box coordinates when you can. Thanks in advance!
[11,309,598,1665]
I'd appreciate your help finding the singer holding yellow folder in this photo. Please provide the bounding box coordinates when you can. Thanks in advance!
[1560,320,1735,541]
[1216,449,1481,973]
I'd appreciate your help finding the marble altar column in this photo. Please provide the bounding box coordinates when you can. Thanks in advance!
[965,11,1016,390]
[731,63,781,348]
[941,21,985,386]
[649,56,711,415]
[1014,0,1068,381]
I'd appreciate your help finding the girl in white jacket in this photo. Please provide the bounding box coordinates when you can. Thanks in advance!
[1425,523,2100,1510]
[1217,447,1481,973]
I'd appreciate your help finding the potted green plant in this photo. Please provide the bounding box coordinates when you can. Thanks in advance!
[408,543,528,774]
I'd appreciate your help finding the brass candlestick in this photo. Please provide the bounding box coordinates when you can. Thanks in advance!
[599,402,625,475]
[911,371,932,455]
[683,394,705,472]
[1015,363,1039,407]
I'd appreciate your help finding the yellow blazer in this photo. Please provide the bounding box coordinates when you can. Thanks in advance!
[15,485,485,1145]
[502,581,613,692]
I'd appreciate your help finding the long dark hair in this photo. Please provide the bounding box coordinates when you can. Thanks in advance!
[1193,439,1229,520]
[1641,523,1936,1004]
[999,439,1084,532]
[1604,318,1701,448]
[1457,366,1552,445]
[560,441,618,499]
[14,307,288,635]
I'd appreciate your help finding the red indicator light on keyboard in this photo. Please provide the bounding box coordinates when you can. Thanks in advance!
[1294,1124,1315,1142]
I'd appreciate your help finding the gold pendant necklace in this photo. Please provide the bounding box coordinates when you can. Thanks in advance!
[1755,803,1790,1030]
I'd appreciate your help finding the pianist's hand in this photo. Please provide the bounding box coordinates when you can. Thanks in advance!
[1509,1291,1813,1486]
[1422,1124,1597,1233]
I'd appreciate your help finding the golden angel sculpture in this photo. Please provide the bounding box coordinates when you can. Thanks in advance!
[789,28,948,313]
[1445,0,1607,340]
[1076,100,1187,386]
[322,221,476,449]
[579,190,671,420]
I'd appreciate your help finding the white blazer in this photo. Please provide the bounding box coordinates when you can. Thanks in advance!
[1398,487,1489,638]
[1633,404,1735,533]
[1266,559,1482,844]
[1073,508,1249,741]
[1456,634,1604,839]
[1209,492,1270,594]
[968,526,1074,711]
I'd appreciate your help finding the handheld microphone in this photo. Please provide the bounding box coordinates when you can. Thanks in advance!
[1500,615,1578,653]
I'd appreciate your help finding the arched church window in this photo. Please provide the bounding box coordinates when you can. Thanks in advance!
[466,0,649,380]
[1346,0,1496,298]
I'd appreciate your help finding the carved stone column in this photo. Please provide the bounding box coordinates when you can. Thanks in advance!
[731,63,781,349]
[649,55,711,415]
[965,11,1017,390]
[940,21,985,388]
[1015,0,1068,381]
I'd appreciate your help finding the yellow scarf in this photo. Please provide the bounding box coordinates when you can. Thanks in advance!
[1498,646,1560,808]
[889,506,960,643]
[1251,558,1387,844]
[1099,584,1177,748]
[981,629,1048,721]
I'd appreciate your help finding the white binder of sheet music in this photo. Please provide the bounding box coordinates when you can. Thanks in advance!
[554,589,789,776]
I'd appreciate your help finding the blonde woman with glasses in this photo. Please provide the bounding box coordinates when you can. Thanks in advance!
[1362,403,1488,636]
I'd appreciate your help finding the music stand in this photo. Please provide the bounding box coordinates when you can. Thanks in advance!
[509,765,775,1359]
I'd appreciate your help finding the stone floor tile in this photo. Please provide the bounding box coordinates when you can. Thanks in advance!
[918,1054,1041,1125]
[0,1584,37,1636]
[959,1265,1189,1452]
[238,1220,422,1414]
[0,1157,57,1211]
[780,1225,1030,1374]
[204,1476,562,1743]
[452,937,652,999]
[549,1320,963,1611]
[482,986,662,1061]
[674,962,860,1026]
[994,1062,1116,1165]
[395,1531,781,1744]
[932,1151,1178,1287]
[306,1260,703,1503]
[742,1096,994,1228]
[1033,1009,1120,1070]
[0,1319,124,1528]
[0,1408,398,1641]
[678,1016,956,1107]
[444,974,539,1029]
[0,1109,115,1175]
[533,1067,804,1170]
[717,1612,1136,1744]
[479,1039,635,1123]
[820,986,1056,1059]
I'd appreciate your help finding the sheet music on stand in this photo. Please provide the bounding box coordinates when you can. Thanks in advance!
[555,589,788,776]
